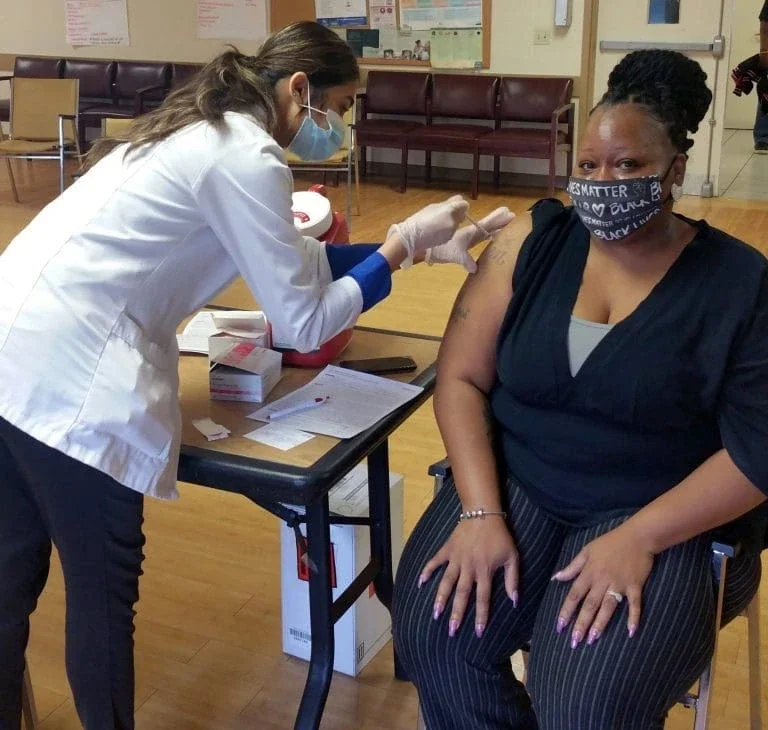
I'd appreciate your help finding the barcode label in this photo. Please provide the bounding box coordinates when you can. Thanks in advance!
[290,628,312,643]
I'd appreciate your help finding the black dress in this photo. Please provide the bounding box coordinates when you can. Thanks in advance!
[490,199,768,548]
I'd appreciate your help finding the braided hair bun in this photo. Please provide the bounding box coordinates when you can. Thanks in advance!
[598,50,713,153]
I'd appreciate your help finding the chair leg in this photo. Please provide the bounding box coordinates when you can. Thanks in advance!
[346,154,352,231]
[59,147,66,196]
[693,549,730,730]
[399,146,408,194]
[471,149,480,200]
[548,152,556,197]
[353,144,361,216]
[746,593,762,730]
[22,661,38,730]
[493,156,501,189]
[5,158,19,203]
[425,151,432,184]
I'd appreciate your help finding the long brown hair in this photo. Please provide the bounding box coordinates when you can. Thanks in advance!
[85,21,359,169]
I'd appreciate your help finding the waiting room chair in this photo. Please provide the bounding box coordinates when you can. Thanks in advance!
[0,77,81,203]
[356,71,431,193]
[22,659,38,730]
[477,77,574,198]
[284,107,361,227]
[102,116,134,138]
[416,459,763,730]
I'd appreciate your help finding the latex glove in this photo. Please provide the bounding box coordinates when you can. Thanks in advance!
[388,195,469,269]
[425,207,515,273]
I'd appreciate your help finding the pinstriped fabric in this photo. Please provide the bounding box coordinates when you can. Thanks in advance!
[392,477,761,730]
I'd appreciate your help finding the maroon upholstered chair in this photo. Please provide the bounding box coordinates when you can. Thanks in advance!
[133,63,203,114]
[405,74,499,198]
[79,61,170,120]
[355,70,430,193]
[170,62,203,89]
[0,57,65,123]
[478,76,574,196]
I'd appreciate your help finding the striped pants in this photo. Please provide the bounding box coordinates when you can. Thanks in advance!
[392,477,761,730]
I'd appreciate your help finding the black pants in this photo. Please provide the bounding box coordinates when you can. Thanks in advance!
[0,417,145,730]
[392,477,761,730]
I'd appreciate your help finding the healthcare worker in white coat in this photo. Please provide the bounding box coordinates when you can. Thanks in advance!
[0,20,512,730]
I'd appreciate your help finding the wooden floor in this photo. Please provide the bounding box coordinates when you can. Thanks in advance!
[2,159,768,729]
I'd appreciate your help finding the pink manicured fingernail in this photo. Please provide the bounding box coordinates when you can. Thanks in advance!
[433,603,443,621]
[511,590,519,608]
[570,631,583,649]
[417,575,426,589]
[475,624,485,638]
[550,572,561,581]
[449,620,459,637]
[628,625,637,638]
[587,629,600,646]
[556,617,567,634]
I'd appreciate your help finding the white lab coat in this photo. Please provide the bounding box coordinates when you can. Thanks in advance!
[0,112,363,499]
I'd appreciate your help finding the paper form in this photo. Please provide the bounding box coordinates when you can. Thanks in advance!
[246,365,423,439]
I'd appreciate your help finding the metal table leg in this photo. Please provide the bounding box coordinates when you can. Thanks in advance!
[367,441,408,680]
[294,494,334,730]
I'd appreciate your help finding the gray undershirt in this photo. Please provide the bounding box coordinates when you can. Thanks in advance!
[568,316,614,376]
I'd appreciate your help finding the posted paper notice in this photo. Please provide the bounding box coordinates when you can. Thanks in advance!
[65,0,130,46]
[197,0,268,40]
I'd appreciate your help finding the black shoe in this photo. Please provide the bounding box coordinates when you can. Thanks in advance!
[756,141,768,154]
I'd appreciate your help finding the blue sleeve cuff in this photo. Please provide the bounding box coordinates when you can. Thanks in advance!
[347,251,392,312]
[325,243,381,280]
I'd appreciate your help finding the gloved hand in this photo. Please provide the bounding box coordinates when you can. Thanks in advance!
[425,207,515,273]
[388,195,469,268]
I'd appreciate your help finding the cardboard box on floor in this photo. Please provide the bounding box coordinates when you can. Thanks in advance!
[280,464,404,676]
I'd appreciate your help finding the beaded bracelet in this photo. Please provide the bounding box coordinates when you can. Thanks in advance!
[458,508,507,523]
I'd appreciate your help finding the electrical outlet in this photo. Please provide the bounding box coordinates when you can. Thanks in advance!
[533,29,551,45]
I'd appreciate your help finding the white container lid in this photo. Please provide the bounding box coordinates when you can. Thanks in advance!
[291,191,333,239]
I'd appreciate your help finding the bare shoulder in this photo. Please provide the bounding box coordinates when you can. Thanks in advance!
[473,211,534,284]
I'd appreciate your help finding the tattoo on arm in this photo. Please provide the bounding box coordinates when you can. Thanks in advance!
[450,292,470,323]
[486,244,509,266]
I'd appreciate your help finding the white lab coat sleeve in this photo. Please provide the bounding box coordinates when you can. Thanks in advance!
[192,141,363,353]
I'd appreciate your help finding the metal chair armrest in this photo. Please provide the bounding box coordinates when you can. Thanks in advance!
[551,102,574,123]
[133,84,166,115]
[428,458,452,479]
[710,540,740,559]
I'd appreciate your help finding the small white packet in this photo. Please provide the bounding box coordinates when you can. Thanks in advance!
[192,417,231,441]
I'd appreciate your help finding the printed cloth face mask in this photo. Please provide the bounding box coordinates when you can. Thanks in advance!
[288,87,346,161]
[567,158,678,242]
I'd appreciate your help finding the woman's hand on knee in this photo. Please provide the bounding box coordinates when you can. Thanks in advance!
[417,517,518,639]
[551,526,654,649]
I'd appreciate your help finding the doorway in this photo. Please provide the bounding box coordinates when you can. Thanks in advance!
[719,0,767,199]
[580,0,736,197]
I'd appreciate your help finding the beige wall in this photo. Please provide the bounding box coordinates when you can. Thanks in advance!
[488,0,583,77]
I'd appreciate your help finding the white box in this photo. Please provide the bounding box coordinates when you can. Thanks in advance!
[280,464,404,676]
[208,335,282,403]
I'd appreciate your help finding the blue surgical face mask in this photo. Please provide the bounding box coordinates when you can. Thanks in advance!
[288,88,346,161]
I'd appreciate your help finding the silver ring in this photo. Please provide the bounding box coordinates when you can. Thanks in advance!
[606,590,624,603]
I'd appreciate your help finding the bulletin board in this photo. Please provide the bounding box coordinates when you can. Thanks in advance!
[268,0,492,70]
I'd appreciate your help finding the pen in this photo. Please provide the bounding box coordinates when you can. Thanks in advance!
[465,213,491,240]
[268,396,330,421]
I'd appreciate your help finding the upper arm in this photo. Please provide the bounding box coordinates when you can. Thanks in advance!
[718,270,768,497]
[437,213,534,395]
